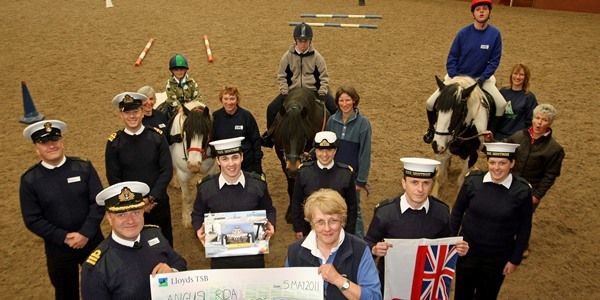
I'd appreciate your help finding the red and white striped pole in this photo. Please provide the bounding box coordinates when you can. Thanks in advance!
[135,38,154,67]
[203,35,214,63]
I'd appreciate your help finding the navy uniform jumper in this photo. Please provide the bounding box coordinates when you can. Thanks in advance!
[364,196,451,291]
[20,157,105,300]
[291,161,357,236]
[105,127,174,245]
[192,172,276,269]
[81,226,187,300]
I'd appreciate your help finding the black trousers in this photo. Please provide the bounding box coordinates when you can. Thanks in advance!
[144,197,173,246]
[46,241,100,300]
[266,92,337,129]
[454,254,507,300]
[211,255,265,269]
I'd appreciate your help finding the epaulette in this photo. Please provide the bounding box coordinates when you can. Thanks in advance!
[375,198,395,210]
[68,156,90,163]
[107,130,121,142]
[465,170,485,177]
[515,176,533,189]
[429,195,450,209]
[198,173,217,185]
[336,162,353,172]
[21,163,39,178]
[298,161,314,169]
[144,224,161,229]
[84,243,109,266]
[247,171,267,182]
[152,127,163,135]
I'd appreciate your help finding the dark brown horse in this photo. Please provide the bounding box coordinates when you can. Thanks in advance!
[272,87,329,221]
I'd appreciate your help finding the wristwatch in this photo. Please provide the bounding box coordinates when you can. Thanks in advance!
[339,279,351,292]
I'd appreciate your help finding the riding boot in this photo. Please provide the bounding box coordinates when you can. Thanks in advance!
[423,109,437,144]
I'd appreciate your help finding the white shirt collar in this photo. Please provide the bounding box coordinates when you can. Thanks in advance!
[219,172,246,188]
[317,160,334,170]
[111,231,141,248]
[301,229,345,263]
[124,126,145,136]
[41,156,67,169]
[483,172,513,189]
[400,194,430,213]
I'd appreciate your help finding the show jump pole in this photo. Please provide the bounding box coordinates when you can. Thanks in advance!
[135,38,154,67]
[204,35,214,63]
[301,14,381,19]
[289,22,377,29]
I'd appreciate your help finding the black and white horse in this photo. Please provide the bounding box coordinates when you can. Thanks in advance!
[431,76,491,195]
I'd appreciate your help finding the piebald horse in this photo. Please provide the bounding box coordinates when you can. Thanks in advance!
[430,76,491,196]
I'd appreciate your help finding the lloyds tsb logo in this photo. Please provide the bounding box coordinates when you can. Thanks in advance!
[158,277,168,287]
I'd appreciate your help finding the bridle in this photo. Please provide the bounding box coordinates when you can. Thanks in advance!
[434,93,485,144]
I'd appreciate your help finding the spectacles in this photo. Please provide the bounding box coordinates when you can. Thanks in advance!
[313,218,341,228]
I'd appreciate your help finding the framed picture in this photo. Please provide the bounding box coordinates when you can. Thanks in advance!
[204,210,269,258]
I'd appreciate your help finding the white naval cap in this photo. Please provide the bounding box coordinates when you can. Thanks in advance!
[313,131,338,149]
[210,136,245,156]
[23,120,67,143]
[96,181,150,213]
[400,157,441,178]
[111,92,147,111]
[483,142,520,158]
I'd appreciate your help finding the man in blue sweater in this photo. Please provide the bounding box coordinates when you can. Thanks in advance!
[424,0,507,144]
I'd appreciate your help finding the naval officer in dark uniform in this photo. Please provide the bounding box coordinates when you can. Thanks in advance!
[81,181,186,299]
[450,143,533,299]
[364,157,469,292]
[20,120,104,300]
[192,136,276,269]
[105,92,174,246]
[291,131,357,239]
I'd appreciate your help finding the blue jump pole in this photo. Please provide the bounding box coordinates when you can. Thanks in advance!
[301,14,382,19]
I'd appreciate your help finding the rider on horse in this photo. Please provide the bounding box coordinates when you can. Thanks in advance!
[261,23,337,148]
[423,0,506,144]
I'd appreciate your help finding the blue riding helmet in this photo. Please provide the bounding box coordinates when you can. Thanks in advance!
[293,23,313,40]
[169,54,189,70]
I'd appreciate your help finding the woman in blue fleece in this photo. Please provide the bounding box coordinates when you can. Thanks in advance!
[326,85,372,238]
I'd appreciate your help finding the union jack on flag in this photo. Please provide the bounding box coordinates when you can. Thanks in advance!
[384,237,462,300]
[412,244,458,300]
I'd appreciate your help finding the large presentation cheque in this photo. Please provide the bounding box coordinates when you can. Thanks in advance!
[150,267,324,300]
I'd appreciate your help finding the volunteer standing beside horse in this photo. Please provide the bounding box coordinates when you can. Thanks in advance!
[423,0,506,144]
[20,120,105,300]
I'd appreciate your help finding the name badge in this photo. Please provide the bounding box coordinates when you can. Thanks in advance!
[234,125,244,130]
[480,44,489,50]
[158,123,166,128]
[148,237,160,246]
[67,176,81,183]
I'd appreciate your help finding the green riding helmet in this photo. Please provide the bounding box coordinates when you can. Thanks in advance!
[169,54,189,70]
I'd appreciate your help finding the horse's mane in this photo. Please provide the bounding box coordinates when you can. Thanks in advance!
[436,76,485,113]
[275,88,316,150]
[182,102,212,147]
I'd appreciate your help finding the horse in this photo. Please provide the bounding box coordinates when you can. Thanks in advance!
[430,75,491,196]
[271,87,329,222]
[169,100,217,228]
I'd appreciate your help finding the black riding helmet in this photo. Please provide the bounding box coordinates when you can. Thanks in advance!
[293,22,313,40]
[169,54,189,70]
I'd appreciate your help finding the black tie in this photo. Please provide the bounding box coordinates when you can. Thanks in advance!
[133,241,142,249]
